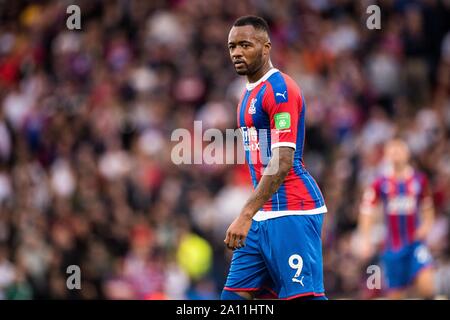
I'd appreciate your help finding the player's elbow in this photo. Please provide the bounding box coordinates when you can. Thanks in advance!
[279,158,293,175]
[277,147,294,174]
[266,147,294,177]
[424,207,435,226]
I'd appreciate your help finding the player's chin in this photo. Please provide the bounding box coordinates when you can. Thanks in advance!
[234,67,248,75]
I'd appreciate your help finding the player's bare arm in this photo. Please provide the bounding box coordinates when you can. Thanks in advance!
[358,188,378,260]
[224,146,294,250]
[415,197,435,241]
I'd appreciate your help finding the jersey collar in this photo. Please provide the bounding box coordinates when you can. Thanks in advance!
[384,163,414,180]
[246,68,279,91]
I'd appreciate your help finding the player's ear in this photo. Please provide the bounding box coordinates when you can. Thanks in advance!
[263,41,271,56]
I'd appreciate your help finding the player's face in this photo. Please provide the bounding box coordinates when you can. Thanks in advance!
[385,140,410,167]
[228,25,269,76]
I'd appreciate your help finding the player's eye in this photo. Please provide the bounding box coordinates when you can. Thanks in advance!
[241,44,249,48]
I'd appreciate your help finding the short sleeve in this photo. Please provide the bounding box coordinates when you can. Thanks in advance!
[262,82,301,151]
[419,174,433,209]
[360,179,381,215]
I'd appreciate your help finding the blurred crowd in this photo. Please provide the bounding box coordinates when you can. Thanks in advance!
[0,0,449,299]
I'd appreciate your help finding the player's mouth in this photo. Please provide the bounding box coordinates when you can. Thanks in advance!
[234,60,246,68]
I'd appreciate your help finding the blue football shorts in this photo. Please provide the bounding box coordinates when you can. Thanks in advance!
[381,241,433,290]
[223,214,326,299]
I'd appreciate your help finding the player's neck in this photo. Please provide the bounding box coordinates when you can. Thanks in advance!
[247,60,273,84]
[392,165,413,179]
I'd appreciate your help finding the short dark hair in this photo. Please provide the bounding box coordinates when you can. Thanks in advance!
[233,15,270,35]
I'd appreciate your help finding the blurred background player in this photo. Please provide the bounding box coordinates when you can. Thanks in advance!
[358,138,435,299]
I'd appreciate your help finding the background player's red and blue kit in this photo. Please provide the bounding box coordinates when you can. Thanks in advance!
[223,68,327,299]
[362,168,434,290]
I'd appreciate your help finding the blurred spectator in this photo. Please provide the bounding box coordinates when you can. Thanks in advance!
[0,0,449,299]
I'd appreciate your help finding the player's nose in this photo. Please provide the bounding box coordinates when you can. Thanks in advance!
[231,48,244,60]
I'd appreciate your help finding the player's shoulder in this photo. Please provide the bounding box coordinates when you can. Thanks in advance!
[413,170,428,184]
[370,174,386,188]
[264,70,301,93]
[263,70,301,103]
[280,72,301,91]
